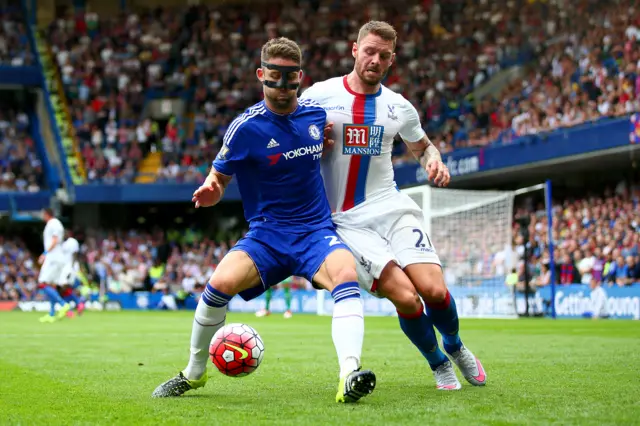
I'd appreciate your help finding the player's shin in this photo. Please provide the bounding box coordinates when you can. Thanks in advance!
[424,291,462,353]
[330,282,364,377]
[398,309,448,370]
[183,283,230,380]
[283,286,292,311]
[42,285,66,315]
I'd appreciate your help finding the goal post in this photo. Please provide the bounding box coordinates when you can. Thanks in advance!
[402,185,518,318]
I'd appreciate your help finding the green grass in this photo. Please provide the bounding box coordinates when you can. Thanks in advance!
[0,312,638,426]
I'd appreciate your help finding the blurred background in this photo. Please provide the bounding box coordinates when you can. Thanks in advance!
[1,0,639,319]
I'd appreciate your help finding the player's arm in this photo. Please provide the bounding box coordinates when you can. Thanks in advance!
[399,99,450,187]
[45,235,60,254]
[194,119,248,208]
[192,167,232,208]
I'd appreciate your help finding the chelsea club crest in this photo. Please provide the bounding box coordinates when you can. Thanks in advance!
[308,124,321,140]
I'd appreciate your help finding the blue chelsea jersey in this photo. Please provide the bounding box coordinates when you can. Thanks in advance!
[212,100,332,231]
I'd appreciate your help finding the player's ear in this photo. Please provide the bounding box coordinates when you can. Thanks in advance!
[352,42,358,59]
[298,70,303,81]
[256,67,264,82]
[390,52,396,66]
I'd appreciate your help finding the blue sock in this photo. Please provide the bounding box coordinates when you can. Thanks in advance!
[425,291,462,354]
[330,281,361,303]
[43,285,66,316]
[398,309,448,370]
[67,293,81,307]
[202,283,233,307]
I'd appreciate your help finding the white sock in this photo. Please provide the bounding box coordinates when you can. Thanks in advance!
[183,299,227,380]
[332,296,364,377]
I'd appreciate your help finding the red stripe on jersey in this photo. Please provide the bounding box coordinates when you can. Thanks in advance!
[341,91,366,211]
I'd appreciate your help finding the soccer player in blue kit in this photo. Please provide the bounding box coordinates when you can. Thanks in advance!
[152,37,376,403]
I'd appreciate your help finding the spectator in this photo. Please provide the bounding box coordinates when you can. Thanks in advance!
[0,109,44,192]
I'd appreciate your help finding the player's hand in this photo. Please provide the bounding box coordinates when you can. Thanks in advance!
[426,159,450,187]
[323,121,335,155]
[192,180,223,208]
[38,254,46,264]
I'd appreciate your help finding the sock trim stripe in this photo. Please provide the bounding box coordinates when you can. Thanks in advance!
[425,291,451,310]
[331,281,359,296]
[332,287,360,299]
[205,284,233,300]
[333,314,364,319]
[203,289,228,304]
[333,293,361,303]
[194,316,226,327]
[397,308,424,319]
[332,289,361,300]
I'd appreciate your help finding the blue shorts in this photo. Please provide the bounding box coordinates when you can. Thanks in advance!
[231,225,351,301]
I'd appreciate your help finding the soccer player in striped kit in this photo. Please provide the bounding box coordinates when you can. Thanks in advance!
[300,21,486,390]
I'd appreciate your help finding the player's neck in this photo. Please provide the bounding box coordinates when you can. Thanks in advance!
[264,98,299,116]
[346,72,381,95]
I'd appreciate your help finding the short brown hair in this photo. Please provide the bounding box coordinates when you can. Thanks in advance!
[357,21,397,50]
[261,37,302,66]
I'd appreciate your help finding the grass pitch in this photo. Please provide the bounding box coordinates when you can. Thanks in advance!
[0,311,638,425]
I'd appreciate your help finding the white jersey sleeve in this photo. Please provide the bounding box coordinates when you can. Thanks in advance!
[43,218,64,259]
[62,238,80,265]
[398,97,426,144]
[299,82,330,104]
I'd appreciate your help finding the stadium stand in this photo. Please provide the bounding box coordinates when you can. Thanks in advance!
[4,180,638,303]
[48,0,627,183]
[0,108,44,193]
[0,3,34,66]
[513,180,640,291]
[0,236,39,301]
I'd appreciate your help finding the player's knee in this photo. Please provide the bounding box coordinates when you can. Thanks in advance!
[378,264,422,314]
[417,275,447,303]
[333,264,358,287]
[393,289,422,315]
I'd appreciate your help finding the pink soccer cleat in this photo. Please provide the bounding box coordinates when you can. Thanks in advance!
[433,361,462,390]
[448,345,487,386]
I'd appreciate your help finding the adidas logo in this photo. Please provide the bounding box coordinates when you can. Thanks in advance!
[267,138,280,149]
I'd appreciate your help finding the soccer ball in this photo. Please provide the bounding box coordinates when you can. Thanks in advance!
[209,323,264,377]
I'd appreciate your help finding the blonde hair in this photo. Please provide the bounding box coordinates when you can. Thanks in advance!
[357,21,397,49]
[261,37,302,65]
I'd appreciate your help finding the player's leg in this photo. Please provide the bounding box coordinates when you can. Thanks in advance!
[338,223,458,389]
[152,248,263,397]
[283,281,292,318]
[256,287,272,317]
[391,219,486,386]
[301,229,375,403]
[373,261,460,389]
[38,259,69,322]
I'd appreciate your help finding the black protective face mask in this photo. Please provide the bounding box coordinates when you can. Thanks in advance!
[261,61,301,90]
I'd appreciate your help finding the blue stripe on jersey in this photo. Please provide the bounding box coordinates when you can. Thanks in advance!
[353,95,377,206]
[223,105,265,145]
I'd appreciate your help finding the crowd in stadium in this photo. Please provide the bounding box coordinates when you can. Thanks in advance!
[510,180,640,292]
[0,5,33,66]
[9,0,627,183]
[0,109,44,192]
[2,179,639,302]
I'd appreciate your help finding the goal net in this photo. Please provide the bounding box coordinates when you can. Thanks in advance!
[402,185,517,318]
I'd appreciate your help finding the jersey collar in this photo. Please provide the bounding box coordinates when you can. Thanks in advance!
[262,101,300,119]
[343,75,382,97]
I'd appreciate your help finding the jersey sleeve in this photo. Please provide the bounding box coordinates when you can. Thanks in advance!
[52,219,64,239]
[299,83,324,103]
[212,118,250,176]
[398,98,426,143]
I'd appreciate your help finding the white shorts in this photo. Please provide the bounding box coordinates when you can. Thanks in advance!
[38,257,65,285]
[333,190,441,296]
[58,263,78,286]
